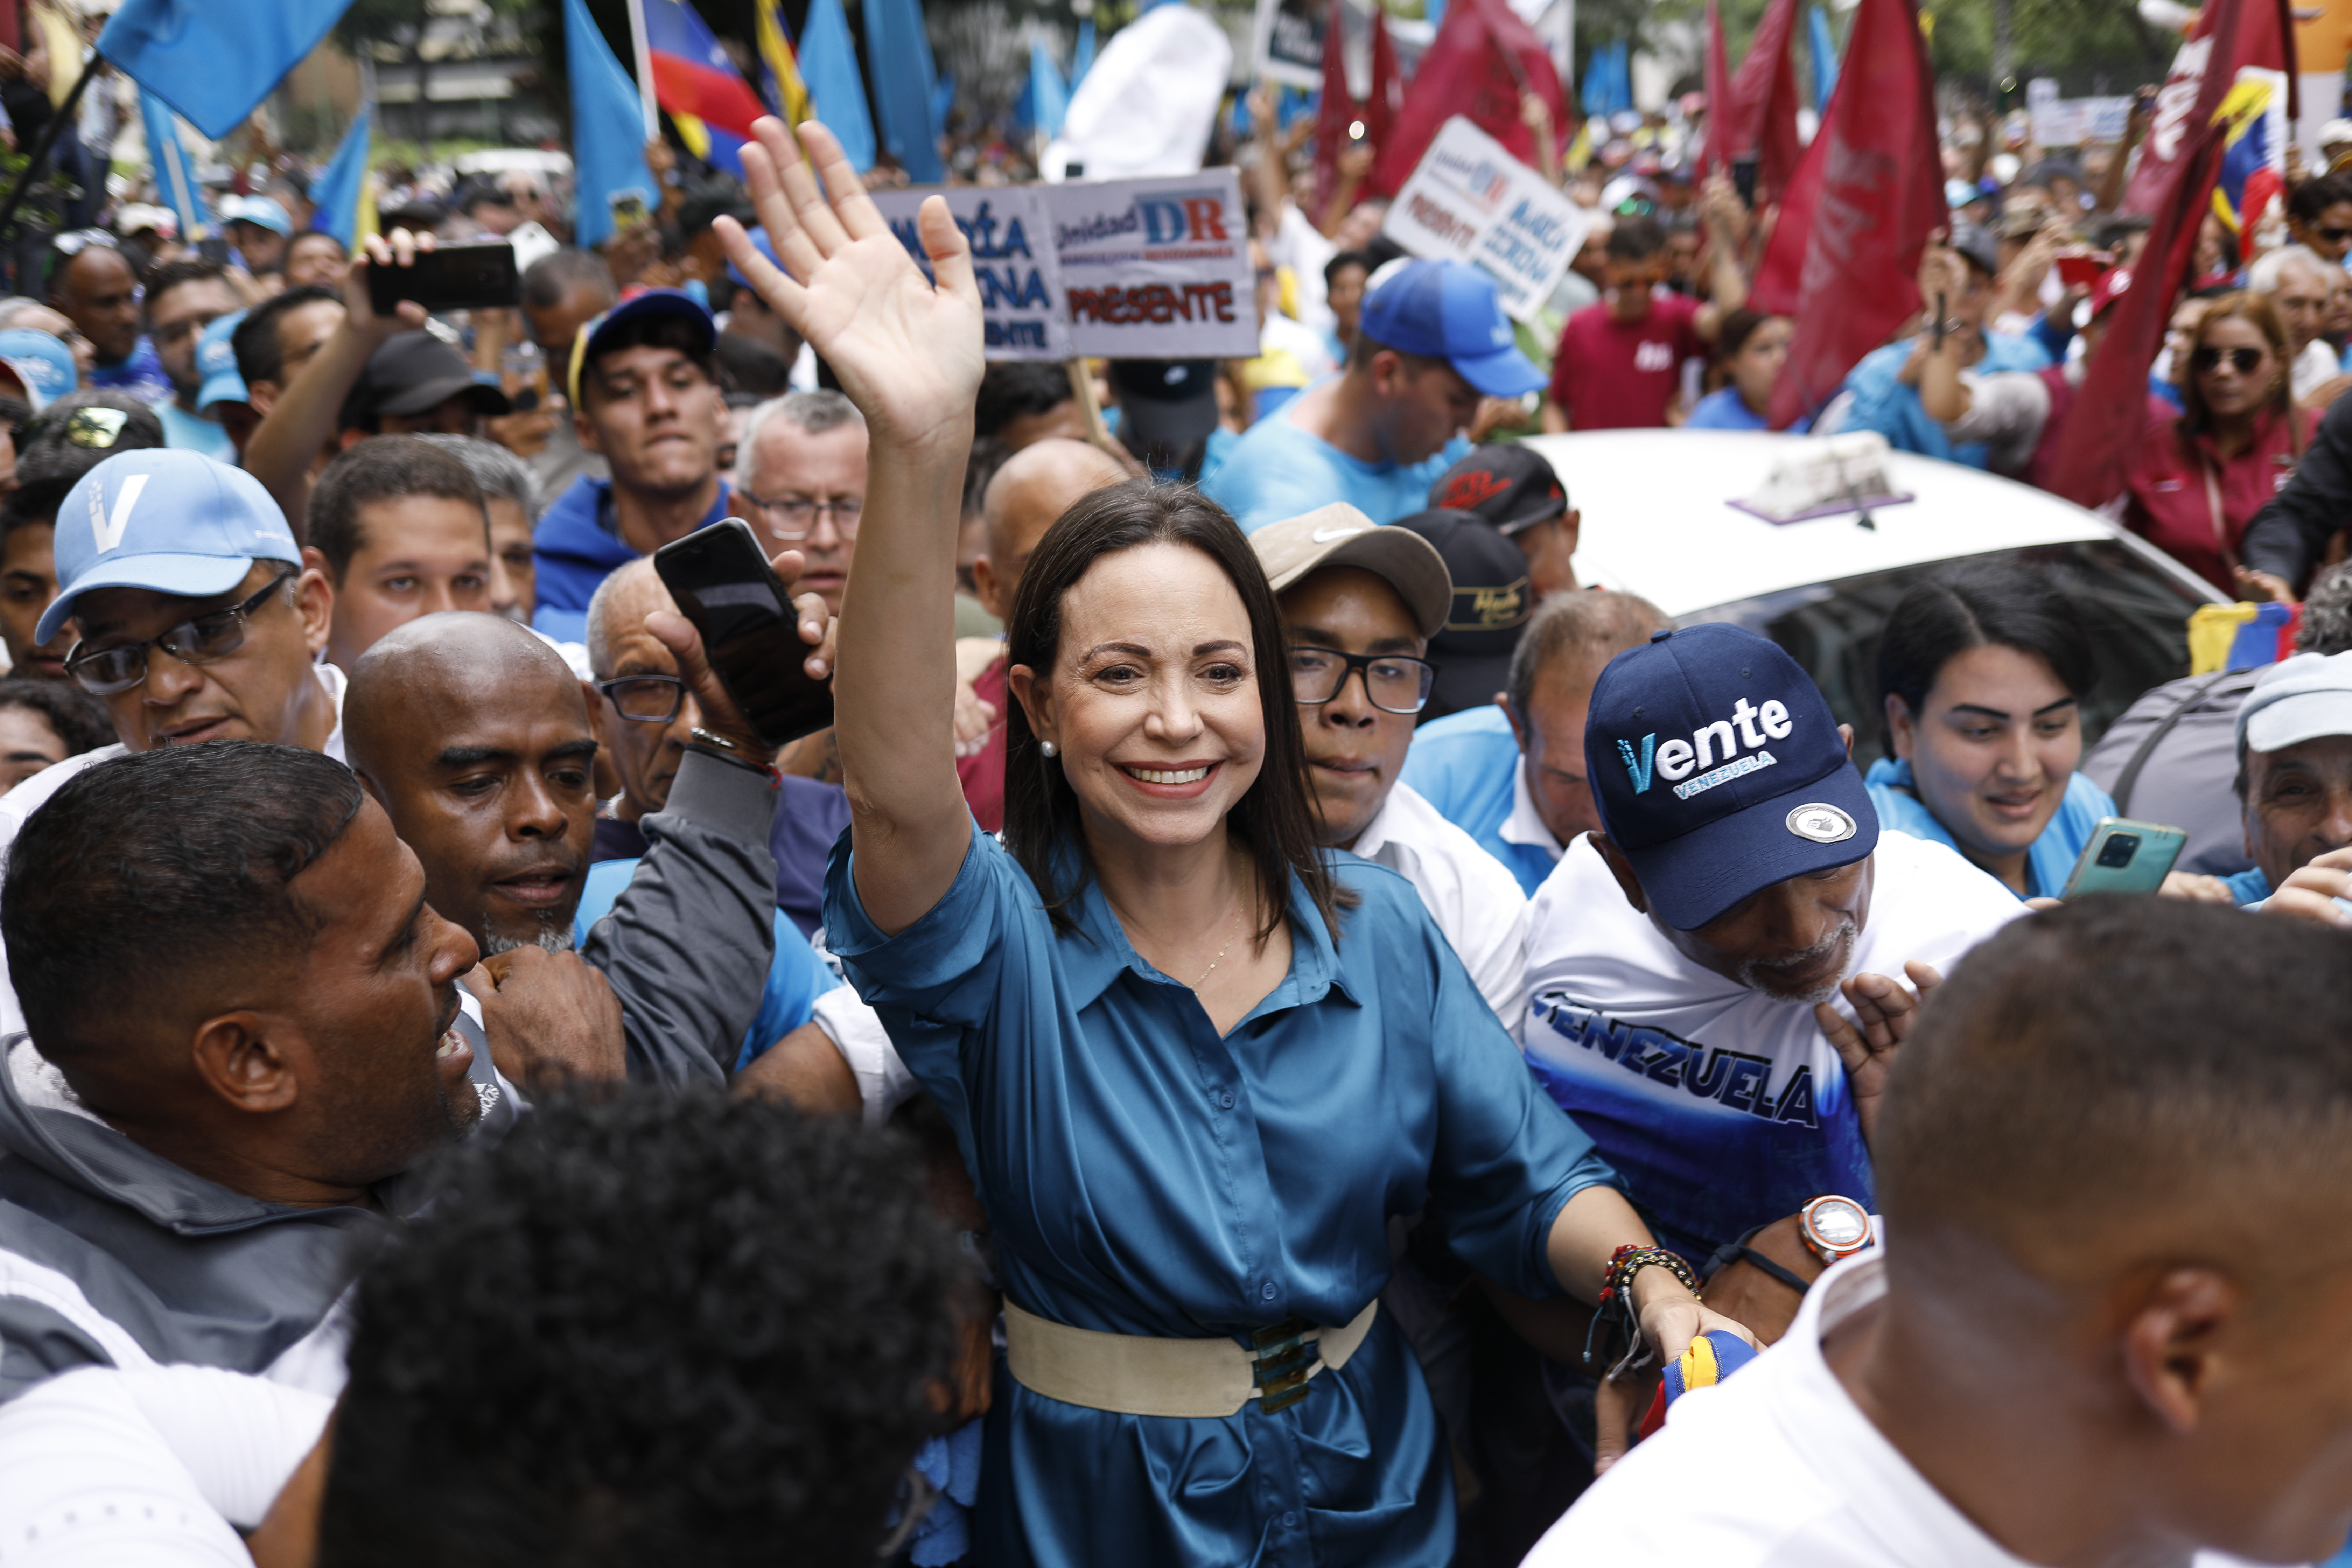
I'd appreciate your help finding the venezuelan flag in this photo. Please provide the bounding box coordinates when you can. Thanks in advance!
[755,0,810,125]
[2212,72,2286,265]
[643,0,769,140]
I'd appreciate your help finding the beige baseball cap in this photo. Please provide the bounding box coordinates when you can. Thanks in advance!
[1248,503,1453,641]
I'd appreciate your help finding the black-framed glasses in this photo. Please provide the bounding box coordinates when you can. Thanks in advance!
[2190,345,2266,375]
[63,566,295,695]
[741,491,862,540]
[1288,646,1436,715]
[597,673,687,722]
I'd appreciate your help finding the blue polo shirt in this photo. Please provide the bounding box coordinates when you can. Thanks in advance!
[826,829,1611,1568]
[1399,704,1558,896]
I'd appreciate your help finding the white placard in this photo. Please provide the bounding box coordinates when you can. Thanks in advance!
[1251,0,1326,90]
[1047,168,1260,360]
[872,187,1070,361]
[1382,116,1591,321]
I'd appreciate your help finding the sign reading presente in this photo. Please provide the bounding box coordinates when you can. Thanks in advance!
[876,168,1258,362]
[1384,116,1592,322]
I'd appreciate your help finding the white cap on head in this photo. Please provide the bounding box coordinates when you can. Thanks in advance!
[2238,649,2352,756]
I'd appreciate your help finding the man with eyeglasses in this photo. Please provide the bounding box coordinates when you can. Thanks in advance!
[48,231,169,405]
[0,449,342,1034]
[140,258,240,462]
[532,292,733,644]
[737,390,863,618]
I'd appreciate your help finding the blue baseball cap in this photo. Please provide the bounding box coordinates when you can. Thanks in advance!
[196,309,248,413]
[724,225,779,290]
[0,328,77,411]
[37,450,301,646]
[221,195,293,238]
[1358,259,1547,399]
[1586,623,1878,931]
[566,288,716,407]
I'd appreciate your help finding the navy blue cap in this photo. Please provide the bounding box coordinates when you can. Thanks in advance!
[1358,259,1546,399]
[1586,623,1877,931]
[567,289,717,405]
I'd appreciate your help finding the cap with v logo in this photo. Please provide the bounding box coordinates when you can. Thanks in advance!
[37,450,301,645]
[1585,622,1878,931]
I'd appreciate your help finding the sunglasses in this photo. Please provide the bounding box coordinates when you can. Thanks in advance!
[2318,225,2352,244]
[19,405,132,451]
[2190,345,2267,375]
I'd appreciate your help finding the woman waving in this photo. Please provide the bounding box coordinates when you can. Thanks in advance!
[720,118,1749,1568]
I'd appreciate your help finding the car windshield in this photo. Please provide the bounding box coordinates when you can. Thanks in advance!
[1682,541,2206,767]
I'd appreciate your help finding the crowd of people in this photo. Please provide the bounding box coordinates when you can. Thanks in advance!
[0,17,2348,1568]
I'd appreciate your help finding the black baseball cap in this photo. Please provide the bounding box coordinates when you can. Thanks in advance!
[1109,359,1219,453]
[1392,508,1531,719]
[343,330,511,430]
[1428,444,1568,536]
[1585,623,1878,931]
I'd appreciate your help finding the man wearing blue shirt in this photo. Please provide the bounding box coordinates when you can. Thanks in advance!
[1204,259,1544,533]
[1403,589,1670,895]
[142,260,240,463]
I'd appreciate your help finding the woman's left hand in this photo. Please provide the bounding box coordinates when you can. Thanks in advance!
[1593,1283,1760,1472]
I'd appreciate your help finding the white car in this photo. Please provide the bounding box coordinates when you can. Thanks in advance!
[1519,429,2226,746]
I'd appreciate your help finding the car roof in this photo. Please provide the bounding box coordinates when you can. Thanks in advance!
[1519,429,2224,617]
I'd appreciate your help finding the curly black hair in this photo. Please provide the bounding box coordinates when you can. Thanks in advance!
[316,1087,964,1568]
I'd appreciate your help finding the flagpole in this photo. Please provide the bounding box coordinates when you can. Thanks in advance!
[0,51,100,262]
[623,0,660,142]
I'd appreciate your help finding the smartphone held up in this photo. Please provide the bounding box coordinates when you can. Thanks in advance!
[652,519,834,750]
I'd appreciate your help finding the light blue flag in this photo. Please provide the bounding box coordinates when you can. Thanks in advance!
[798,0,876,172]
[1071,19,1095,88]
[1807,7,1839,113]
[138,89,213,240]
[97,0,345,141]
[1027,37,1069,139]
[863,0,943,184]
[565,0,658,251]
[930,71,955,144]
[309,100,372,247]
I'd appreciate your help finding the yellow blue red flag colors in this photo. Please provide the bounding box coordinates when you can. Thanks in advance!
[2212,70,2287,264]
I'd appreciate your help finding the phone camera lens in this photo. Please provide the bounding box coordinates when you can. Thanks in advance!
[2095,834,2140,869]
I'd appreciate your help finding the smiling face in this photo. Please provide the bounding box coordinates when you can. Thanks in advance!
[0,520,67,680]
[1281,566,1423,849]
[1009,541,1265,856]
[321,495,495,672]
[2243,733,2352,893]
[578,344,724,503]
[71,560,334,751]
[1887,642,2081,876]
[351,642,600,957]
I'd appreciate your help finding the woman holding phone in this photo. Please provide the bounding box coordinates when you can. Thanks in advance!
[718,120,1754,1567]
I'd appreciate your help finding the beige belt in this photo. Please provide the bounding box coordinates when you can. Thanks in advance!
[1002,1299,1379,1419]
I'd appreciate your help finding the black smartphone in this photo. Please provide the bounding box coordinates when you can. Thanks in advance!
[367,240,522,315]
[652,518,834,749]
[196,237,231,266]
[1731,156,1758,208]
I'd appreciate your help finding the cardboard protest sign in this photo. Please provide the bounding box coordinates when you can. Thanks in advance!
[1382,116,1591,321]
[1252,0,1327,89]
[871,186,1070,360]
[1047,168,1259,360]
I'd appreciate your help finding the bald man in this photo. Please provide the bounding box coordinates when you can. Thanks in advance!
[344,612,783,1087]
[957,437,1132,828]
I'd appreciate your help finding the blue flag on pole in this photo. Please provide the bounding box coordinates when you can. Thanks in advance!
[863,0,943,184]
[566,0,659,251]
[1807,7,1839,113]
[97,0,345,141]
[1071,19,1096,89]
[798,0,876,172]
[309,101,374,248]
[1026,37,1069,139]
[139,89,214,240]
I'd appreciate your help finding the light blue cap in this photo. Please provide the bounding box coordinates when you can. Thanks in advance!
[0,328,77,412]
[196,309,248,412]
[37,450,301,645]
[222,195,293,237]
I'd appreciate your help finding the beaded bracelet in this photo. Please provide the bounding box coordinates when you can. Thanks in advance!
[1583,1243,1703,1375]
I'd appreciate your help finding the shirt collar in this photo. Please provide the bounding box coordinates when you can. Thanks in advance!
[1052,852,1356,1016]
[1500,758,1565,860]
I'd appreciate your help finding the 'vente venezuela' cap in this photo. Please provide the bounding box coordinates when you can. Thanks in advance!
[38,450,302,645]
[1586,622,1877,931]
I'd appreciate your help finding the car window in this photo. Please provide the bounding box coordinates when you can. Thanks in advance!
[1682,542,2205,766]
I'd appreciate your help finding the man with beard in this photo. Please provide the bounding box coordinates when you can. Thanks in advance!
[1520,626,2022,1284]
[342,611,797,1086]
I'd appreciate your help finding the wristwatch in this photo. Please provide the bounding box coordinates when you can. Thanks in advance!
[1797,1195,1874,1266]
[688,726,779,783]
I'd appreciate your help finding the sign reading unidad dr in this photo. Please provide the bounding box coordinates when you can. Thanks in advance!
[1384,116,1592,321]
[875,169,1257,362]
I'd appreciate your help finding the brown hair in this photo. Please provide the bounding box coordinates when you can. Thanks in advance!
[1001,479,1352,946]
[2178,290,2293,441]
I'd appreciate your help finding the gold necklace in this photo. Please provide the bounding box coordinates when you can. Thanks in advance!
[1191,902,1244,990]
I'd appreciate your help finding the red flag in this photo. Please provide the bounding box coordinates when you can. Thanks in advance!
[2122,0,2297,215]
[1750,0,1942,430]
[1370,0,1565,196]
[1315,0,1400,217]
[1725,0,1806,200]
[1700,0,1734,178]
[2044,0,2262,508]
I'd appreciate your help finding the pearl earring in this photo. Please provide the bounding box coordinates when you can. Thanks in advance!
[1040,741,1059,758]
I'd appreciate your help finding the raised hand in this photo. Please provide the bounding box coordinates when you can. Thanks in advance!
[1815,960,1943,1146]
[716,119,984,451]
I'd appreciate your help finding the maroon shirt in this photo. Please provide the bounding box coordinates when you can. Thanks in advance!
[2123,405,2315,595]
[956,654,1008,833]
[1548,293,1703,430]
